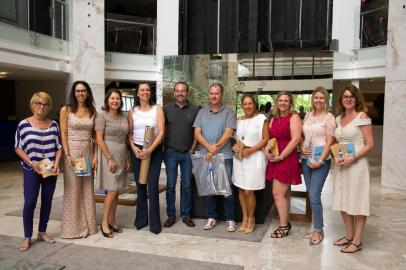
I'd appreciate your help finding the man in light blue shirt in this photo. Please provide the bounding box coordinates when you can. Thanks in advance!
[193,82,237,232]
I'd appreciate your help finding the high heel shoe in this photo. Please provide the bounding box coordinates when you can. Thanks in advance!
[37,232,56,244]
[100,225,113,238]
[109,224,123,233]
[245,217,255,234]
[238,217,248,232]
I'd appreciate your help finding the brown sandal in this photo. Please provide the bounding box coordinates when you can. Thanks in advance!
[333,236,353,246]
[340,242,362,253]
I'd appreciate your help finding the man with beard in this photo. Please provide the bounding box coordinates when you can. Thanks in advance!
[163,82,200,228]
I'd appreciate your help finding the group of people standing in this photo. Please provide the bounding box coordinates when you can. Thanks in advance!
[14,80,373,255]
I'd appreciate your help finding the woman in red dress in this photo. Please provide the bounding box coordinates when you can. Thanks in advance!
[265,91,302,238]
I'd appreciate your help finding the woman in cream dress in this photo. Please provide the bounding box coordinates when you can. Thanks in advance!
[332,85,374,253]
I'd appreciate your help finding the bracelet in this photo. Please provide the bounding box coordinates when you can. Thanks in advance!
[27,160,33,167]
[280,154,284,160]
[319,159,324,165]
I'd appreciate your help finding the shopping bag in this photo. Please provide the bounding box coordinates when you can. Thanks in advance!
[191,152,232,197]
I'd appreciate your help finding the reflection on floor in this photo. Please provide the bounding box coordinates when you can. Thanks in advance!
[0,158,405,269]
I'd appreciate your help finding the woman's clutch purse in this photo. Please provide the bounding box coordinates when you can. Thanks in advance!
[233,139,245,160]
[266,138,279,156]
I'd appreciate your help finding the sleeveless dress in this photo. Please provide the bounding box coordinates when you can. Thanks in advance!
[266,114,301,185]
[332,113,371,216]
[61,112,97,238]
[233,114,267,190]
[95,111,129,191]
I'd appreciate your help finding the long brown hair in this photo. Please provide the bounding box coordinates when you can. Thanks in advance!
[133,82,154,107]
[271,91,294,118]
[337,84,367,114]
[68,80,96,117]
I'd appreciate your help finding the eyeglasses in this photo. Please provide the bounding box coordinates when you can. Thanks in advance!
[35,102,49,107]
[75,89,87,93]
[342,95,356,100]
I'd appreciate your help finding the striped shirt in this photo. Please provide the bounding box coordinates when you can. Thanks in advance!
[14,119,62,165]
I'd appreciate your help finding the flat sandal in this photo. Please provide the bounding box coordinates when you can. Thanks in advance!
[333,236,352,246]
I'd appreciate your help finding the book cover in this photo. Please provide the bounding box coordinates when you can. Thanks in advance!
[233,139,245,160]
[307,146,324,165]
[73,157,92,176]
[37,158,56,178]
[330,143,356,159]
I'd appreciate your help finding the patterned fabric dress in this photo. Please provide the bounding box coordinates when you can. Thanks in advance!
[266,114,301,185]
[61,112,97,238]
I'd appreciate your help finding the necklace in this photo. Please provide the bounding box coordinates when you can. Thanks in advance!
[240,114,256,141]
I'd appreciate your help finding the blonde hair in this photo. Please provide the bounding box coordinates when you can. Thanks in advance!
[30,92,52,113]
[271,91,294,118]
[337,84,368,114]
[311,86,330,113]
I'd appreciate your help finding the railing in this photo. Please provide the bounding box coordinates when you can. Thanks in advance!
[237,51,333,80]
[0,21,68,55]
[105,18,156,55]
[360,6,388,48]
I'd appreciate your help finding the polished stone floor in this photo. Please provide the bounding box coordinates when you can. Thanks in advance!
[0,157,405,269]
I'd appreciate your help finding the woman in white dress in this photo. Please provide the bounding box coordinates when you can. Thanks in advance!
[232,94,269,233]
[333,84,374,253]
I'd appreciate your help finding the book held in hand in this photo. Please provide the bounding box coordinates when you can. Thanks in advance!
[73,157,92,176]
[330,143,356,159]
[233,139,245,161]
[37,158,56,178]
[307,146,324,166]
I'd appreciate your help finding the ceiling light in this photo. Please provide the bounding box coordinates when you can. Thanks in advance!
[0,71,9,79]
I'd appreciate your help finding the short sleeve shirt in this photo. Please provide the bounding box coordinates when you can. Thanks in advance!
[193,106,236,159]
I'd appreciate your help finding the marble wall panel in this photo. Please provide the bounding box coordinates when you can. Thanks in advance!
[385,0,406,82]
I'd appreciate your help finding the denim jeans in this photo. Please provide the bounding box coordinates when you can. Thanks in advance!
[204,158,235,220]
[164,148,193,218]
[301,159,331,232]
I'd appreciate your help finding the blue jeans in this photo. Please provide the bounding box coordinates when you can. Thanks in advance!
[22,166,57,238]
[164,148,192,218]
[301,159,331,232]
[204,158,235,220]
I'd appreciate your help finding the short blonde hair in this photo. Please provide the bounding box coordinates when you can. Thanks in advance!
[311,86,330,113]
[272,91,294,118]
[30,92,52,113]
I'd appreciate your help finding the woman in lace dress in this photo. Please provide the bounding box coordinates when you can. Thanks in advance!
[59,81,98,238]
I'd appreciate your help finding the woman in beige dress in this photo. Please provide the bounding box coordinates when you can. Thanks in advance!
[333,84,374,253]
[59,81,98,238]
[95,89,130,238]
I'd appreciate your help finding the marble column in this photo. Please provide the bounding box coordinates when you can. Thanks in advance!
[67,0,105,109]
[381,0,406,190]
[156,0,179,105]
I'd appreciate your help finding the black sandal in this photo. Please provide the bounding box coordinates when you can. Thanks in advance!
[333,236,353,246]
[271,223,292,238]
[109,224,123,233]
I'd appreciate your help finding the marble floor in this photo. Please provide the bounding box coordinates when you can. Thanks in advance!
[0,157,405,270]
